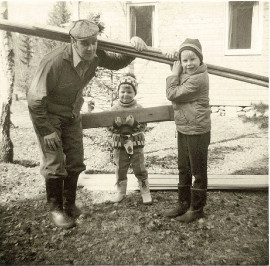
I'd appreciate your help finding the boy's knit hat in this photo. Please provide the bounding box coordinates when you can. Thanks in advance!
[117,74,138,95]
[179,38,203,63]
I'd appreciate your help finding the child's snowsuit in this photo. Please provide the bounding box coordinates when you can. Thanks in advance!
[109,99,152,204]
[109,99,147,184]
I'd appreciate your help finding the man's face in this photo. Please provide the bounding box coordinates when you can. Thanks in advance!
[180,50,201,74]
[73,37,98,61]
[118,84,136,103]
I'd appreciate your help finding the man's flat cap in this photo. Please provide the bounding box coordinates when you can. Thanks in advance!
[69,20,99,40]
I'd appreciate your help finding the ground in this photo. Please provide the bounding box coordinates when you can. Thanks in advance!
[0,100,268,265]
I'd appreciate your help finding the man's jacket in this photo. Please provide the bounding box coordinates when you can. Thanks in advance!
[27,44,134,136]
[166,63,211,135]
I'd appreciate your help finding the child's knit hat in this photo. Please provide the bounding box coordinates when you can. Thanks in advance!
[178,38,203,63]
[117,74,138,95]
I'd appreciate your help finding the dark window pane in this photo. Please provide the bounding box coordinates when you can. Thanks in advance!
[130,6,153,46]
[229,1,255,49]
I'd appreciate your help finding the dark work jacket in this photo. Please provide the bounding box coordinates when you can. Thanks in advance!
[27,44,134,136]
[166,63,211,135]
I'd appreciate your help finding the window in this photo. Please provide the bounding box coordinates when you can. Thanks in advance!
[128,3,157,47]
[226,1,263,55]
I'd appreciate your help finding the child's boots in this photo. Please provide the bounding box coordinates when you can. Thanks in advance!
[138,179,152,204]
[164,185,190,218]
[111,180,127,203]
[176,188,206,223]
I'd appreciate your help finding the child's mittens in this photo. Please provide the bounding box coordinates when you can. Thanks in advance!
[87,100,95,112]
[126,115,139,128]
[125,115,134,126]
[113,117,122,129]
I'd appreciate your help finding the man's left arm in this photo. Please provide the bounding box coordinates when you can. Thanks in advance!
[97,37,147,70]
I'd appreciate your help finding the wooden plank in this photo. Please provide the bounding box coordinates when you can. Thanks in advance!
[82,105,174,129]
[0,19,268,87]
[146,174,266,180]
[78,174,268,191]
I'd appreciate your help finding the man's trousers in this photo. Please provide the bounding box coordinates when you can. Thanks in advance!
[35,114,86,180]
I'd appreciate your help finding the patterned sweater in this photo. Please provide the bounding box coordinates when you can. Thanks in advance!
[109,100,146,148]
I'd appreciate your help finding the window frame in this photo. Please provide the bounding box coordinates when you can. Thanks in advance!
[224,1,263,55]
[126,1,158,48]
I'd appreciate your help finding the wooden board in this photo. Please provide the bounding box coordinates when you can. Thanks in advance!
[0,19,268,87]
[78,174,268,191]
[82,105,174,129]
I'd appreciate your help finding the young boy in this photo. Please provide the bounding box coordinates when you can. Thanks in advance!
[109,73,152,205]
[164,38,211,222]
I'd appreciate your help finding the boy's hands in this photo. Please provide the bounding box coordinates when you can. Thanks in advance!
[126,115,139,128]
[125,115,135,127]
[172,61,183,76]
[113,116,122,129]
[112,115,139,129]
[164,49,181,72]
[130,36,147,52]
[164,49,179,60]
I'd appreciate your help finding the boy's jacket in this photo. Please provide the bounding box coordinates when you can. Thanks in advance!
[166,63,211,135]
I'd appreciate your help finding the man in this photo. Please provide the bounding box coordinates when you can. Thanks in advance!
[27,19,147,229]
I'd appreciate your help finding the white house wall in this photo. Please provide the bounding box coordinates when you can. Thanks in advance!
[80,1,269,107]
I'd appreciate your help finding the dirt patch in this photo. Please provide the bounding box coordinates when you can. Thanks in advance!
[0,163,268,265]
[0,100,268,264]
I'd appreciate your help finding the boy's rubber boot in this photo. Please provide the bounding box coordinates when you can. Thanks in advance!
[138,179,152,205]
[111,180,127,203]
[163,185,190,218]
[46,178,76,229]
[176,188,207,223]
[63,174,81,219]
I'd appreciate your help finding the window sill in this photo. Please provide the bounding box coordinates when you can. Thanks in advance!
[224,49,262,56]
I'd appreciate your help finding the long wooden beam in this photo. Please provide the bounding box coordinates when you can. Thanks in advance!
[82,105,174,129]
[78,174,268,191]
[0,19,268,87]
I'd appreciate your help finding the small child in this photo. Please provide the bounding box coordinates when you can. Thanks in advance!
[164,38,211,222]
[108,73,152,204]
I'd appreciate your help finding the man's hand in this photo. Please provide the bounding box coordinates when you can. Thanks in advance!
[125,115,135,127]
[130,36,147,52]
[172,61,183,76]
[113,117,122,128]
[44,132,61,151]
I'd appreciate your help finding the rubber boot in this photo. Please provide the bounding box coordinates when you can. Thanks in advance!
[63,174,81,219]
[110,180,127,203]
[176,188,207,223]
[138,179,152,205]
[46,178,76,229]
[163,185,190,218]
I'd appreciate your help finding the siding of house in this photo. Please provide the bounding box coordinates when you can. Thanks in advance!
[80,1,269,107]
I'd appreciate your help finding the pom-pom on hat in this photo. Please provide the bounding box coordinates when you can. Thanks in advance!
[69,19,99,40]
[179,38,203,63]
[117,74,138,95]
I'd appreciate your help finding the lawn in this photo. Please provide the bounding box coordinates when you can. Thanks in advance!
[0,100,268,265]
